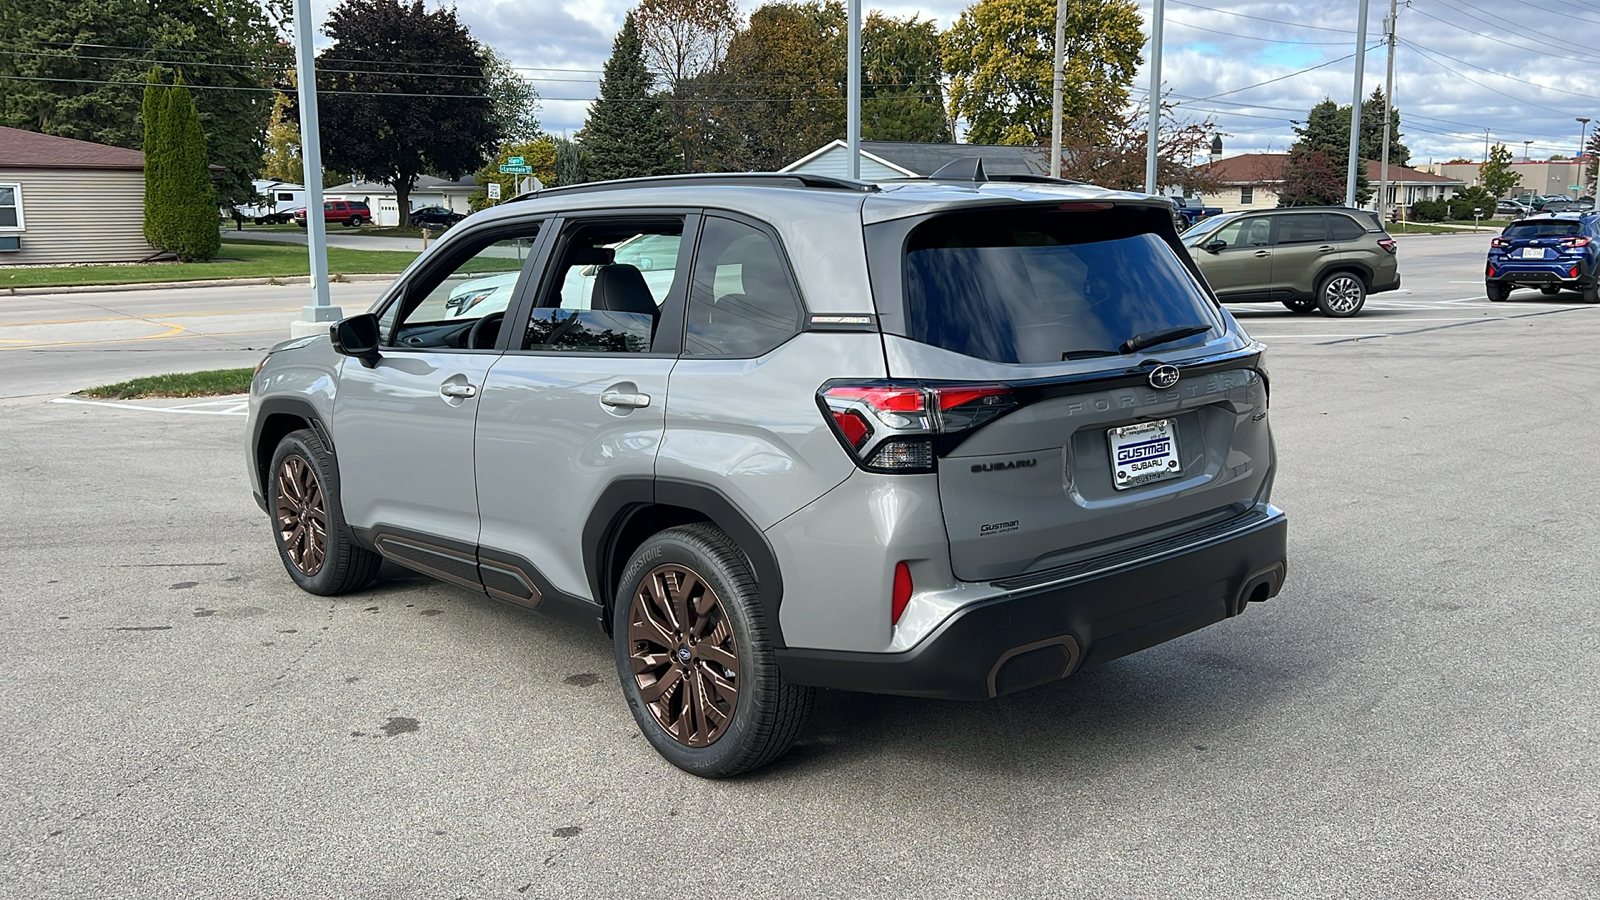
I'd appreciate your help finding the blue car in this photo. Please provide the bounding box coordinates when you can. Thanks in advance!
[1486,213,1600,302]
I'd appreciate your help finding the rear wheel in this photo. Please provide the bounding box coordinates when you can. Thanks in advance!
[1281,298,1317,314]
[1486,281,1512,302]
[1316,271,1367,317]
[613,524,813,778]
[267,429,382,595]
[348,215,364,227]
[1584,282,1600,304]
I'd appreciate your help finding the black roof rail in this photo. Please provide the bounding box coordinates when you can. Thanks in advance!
[508,171,879,203]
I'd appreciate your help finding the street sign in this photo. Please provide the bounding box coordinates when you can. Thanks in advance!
[1570,185,1582,191]
[487,182,501,200]
[507,156,524,166]
[499,164,533,175]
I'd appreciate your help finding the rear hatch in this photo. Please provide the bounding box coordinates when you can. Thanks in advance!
[863,201,1273,583]
[1494,219,1586,265]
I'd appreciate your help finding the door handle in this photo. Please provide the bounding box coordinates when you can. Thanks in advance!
[600,390,651,409]
[1318,245,1335,252]
[1253,249,1271,257]
[439,382,478,399]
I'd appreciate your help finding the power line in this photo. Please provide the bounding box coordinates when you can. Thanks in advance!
[1194,48,1372,102]
[1163,16,1354,45]
[1402,43,1583,116]
[1432,0,1594,51]
[1395,38,1600,100]
[1165,0,1358,34]
[1405,2,1600,63]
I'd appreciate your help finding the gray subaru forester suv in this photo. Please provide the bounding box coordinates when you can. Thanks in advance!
[247,169,1288,777]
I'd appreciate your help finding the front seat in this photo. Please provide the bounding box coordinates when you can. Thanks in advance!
[589,264,660,332]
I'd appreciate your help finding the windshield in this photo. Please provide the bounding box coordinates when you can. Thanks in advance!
[900,206,1221,365]
[1504,221,1584,238]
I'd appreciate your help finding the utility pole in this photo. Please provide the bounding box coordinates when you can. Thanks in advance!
[846,0,860,179]
[1377,0,1397,223]
[1050,0,1066,178]
[1523,139,1533,161]
[1577,117,1591,158]
[1144,0,1165,194]
[289,0,339,338]
[1345,0,1370,208]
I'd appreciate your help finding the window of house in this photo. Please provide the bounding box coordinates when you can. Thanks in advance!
[0,184,22,229]
[1240,185,1254,205]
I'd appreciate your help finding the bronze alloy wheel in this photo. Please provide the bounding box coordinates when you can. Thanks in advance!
[628,563,741,748]
[274,455,328,576]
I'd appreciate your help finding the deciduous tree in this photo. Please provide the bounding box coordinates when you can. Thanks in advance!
[942,0,1143,147]
[469,139,557,210]
[581,13,679,181]
[636,0,739,172]
[861,13,949,143]
[1479,143,1518,198]
[1060,100,1218,195]
[483,48,543,144]
[315,0,500,227]
[1279,147,1347,207]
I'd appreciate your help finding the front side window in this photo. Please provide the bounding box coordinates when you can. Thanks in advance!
[523,218,685,354]
[899,206,1220,365]
[0,184,20,229]
[382,228,542,349]
[1212,216,1271,249]
[685,217,804,357]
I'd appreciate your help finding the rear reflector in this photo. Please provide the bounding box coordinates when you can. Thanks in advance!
[891,562,912,625]
[1571,266,1581,278]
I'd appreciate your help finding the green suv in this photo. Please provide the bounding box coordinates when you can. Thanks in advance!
[1183,208,1400,317]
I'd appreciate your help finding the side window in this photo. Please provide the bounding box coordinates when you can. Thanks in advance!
[1326,214,1368,241]
[685,217,804,357]
[522,218,685,354]
[1214,217,1269,249]
[1274,215,1328,245]
[1240,186,1254,205]
[382,228,542,349]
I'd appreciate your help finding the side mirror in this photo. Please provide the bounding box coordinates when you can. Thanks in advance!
[330,313,381,367]
[1204,239,1227,254]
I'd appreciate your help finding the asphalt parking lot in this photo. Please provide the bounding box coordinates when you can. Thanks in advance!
[2,233,1598,897]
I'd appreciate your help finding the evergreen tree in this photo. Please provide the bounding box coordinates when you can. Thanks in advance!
[1291,98,1370,205]
[582,13,679,180]
[167,78,220,261]
[141,70,173,251]
[554,136,591,185]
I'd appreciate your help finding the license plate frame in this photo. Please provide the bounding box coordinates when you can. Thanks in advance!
[1520,247,1546,259]
[1108,419,1181,490]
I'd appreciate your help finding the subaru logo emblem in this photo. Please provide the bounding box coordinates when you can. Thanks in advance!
[1148,365,1181,390]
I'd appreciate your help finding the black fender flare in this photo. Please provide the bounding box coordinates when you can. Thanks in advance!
[583,477,788,648]
[251,397,332,509]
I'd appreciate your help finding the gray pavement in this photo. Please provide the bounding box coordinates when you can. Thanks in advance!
[2,234,1599,897]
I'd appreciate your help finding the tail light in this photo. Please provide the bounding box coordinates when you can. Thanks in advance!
[891,562,912,625]
[1378,237,1397,253]
[1490,237,1510,249]
[1559,236,1591,248]
[818,380,1019,474]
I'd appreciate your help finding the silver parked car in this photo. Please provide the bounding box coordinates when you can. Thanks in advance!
[247,169,1288,777]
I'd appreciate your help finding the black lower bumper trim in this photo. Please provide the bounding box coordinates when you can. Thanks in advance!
[776,506,1288,700]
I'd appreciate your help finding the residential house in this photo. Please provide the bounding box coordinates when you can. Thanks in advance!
[1200,152,1464,215]
[0,126,150,264]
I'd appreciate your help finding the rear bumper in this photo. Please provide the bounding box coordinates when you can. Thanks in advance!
[776,505,1288,700]
[1372,272,1401,294]
[1487,266,1591,287]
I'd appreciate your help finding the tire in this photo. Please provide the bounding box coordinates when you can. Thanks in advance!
[1486,281,1512,302]
[1316,271,1367,317]
[1584,282,1600,304]
[613,523,814,778]
[267,428,382,596]
[253,217,266,225]
[1539,285,1562,296]
[348,215,364,227]
[1282,298,1317,314]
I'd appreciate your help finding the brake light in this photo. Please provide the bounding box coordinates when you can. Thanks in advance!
[1559,236,1591,248]
[1490,237,1510,248]
[891,562,912,625]
[819,381,1019,474]
[1378,237,1397,253]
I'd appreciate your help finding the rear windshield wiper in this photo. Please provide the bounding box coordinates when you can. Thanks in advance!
[1060,348,1120,360]
[1119,324,1212,354]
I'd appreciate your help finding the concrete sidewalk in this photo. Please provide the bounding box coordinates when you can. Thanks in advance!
[225,230,433,253]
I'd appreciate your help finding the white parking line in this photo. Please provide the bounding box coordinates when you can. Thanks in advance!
[50,396,249,416]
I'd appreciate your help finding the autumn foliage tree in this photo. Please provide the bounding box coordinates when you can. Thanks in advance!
[943,0,1143,147]
[1279,147,1347,207]
[1060,100,1219,195]
[636,0,739,171]
[861,14,950,143]
[315,0,500,227]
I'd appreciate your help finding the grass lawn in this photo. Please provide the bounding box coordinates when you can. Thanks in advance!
[1388,222,1499,235]
[78,368,255,399]
[0,239,418,289]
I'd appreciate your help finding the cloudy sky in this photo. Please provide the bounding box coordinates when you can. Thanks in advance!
[310,0,1600,166]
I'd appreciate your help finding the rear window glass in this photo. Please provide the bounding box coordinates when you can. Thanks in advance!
[902,207,1219,364]
[1503,221,1583,237]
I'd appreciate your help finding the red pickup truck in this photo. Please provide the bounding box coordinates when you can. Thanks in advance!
[295,200,372,228]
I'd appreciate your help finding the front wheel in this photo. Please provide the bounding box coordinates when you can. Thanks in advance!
[1282,298,1317,314]
[1486,281,1512,302]
[613,524,814,778]
[267,429,382,595]
[348,215,364,227]
[1316,272,1367,317]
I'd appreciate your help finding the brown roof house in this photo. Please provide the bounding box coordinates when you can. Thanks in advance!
[1198,152,1466,215]
[0,126,152,264]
